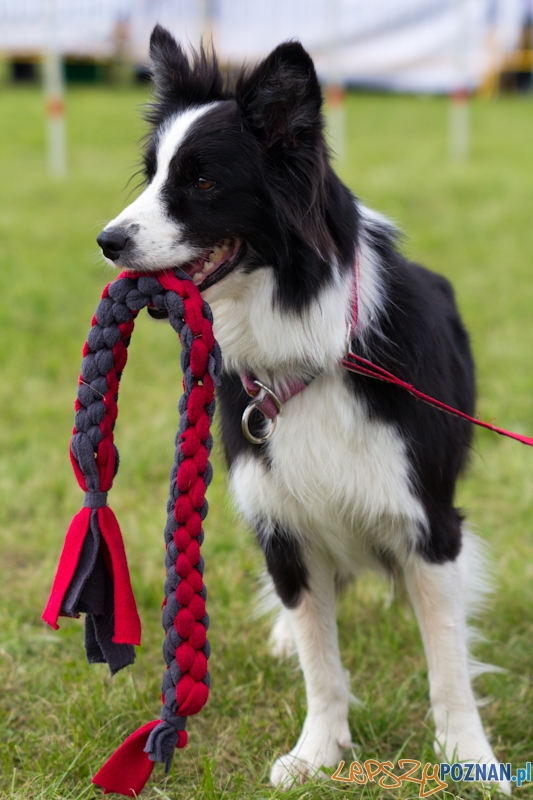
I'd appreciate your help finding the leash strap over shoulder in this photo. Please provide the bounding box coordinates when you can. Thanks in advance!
[43,269,222,797]
[344,250,533,447]
[342,351,533,448]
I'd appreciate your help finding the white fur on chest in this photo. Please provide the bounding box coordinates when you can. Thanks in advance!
[207,268,351,376]
[209,220,426,574]
[204,215,386,376]
[230,371,427,575]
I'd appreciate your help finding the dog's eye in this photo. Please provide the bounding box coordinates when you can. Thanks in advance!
[194,177,214,191]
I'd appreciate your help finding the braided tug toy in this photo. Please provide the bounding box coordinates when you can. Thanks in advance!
[42,269,221,797]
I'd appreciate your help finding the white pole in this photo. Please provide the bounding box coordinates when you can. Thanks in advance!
[450,0,470,161]
[324,0,346,164]
[44,0,67,176]
[198,0,217,52]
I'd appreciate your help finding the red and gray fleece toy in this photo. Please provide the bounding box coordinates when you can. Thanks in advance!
[42,268,221,797]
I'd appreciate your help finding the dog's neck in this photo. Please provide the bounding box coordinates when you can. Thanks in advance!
[206,230,384,383]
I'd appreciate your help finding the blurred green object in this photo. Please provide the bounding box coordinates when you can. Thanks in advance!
[0,87,531,799]
[64,60,111,84]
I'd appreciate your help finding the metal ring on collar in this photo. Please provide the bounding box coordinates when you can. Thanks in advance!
[250,379,283,415]
[241,381,283,444]
[241,401,277,444]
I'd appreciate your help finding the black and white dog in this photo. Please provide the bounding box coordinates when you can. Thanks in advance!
[97,26,510,793]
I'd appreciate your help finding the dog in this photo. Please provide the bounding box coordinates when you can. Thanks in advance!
[97,25,511,794]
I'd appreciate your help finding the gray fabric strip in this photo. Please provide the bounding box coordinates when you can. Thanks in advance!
[61,511,101,616]
[83,491,108,508]
[85,559,136,676]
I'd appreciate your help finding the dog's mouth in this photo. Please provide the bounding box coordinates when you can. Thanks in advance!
[184,237,242,290]
[147,237,242,319]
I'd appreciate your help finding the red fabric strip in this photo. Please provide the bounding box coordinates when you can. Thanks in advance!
[342,352,533,447]
[92,720,159,797]
[97,506,142,645]
[42,508,92,629]
[155,270,188,295]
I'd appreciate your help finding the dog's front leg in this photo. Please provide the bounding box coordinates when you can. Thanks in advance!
[262,534,352,788]
[403,541,512,796]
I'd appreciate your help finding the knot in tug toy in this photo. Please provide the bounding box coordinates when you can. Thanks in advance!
[42,269,221,797]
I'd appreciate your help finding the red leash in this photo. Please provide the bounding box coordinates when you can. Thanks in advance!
[342,351,533,447]
[345,254,533,448]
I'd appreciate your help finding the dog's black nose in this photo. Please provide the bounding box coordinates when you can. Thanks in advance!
[97,228,128,261]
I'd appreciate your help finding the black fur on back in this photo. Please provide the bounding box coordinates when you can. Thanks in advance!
[347,221,475,562]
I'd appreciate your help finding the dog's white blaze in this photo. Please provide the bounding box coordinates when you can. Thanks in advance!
[153,105,218,188]
[102,104,218,271]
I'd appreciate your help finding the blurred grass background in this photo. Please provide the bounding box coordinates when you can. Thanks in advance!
[0,86,531,799]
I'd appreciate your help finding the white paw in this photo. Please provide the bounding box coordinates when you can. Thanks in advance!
[270,753,322,789]
[269,610,296,659]
[434,722,512,796]
[270,719,352,789]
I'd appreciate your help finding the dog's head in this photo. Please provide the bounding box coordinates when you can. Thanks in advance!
[98,26,355,308]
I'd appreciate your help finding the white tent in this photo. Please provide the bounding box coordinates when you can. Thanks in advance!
[0,0,529,93]
[0,0,130,58]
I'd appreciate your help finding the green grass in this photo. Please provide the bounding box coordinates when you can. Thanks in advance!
[0,86,532,800]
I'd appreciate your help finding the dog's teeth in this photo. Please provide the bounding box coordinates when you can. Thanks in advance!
[202,261,211,273]
[193,273,203,284]
[208,251,218,262]
[223,238,231,246]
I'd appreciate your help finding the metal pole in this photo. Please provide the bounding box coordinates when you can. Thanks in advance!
[44,0,67,176]
[325,0,346,163]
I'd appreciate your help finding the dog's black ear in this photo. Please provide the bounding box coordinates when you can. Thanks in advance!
[149,24,224,106]
[236,41,323,149]
[149,25,190,95]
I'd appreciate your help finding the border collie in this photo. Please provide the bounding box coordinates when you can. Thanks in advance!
[97,26,510,794]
